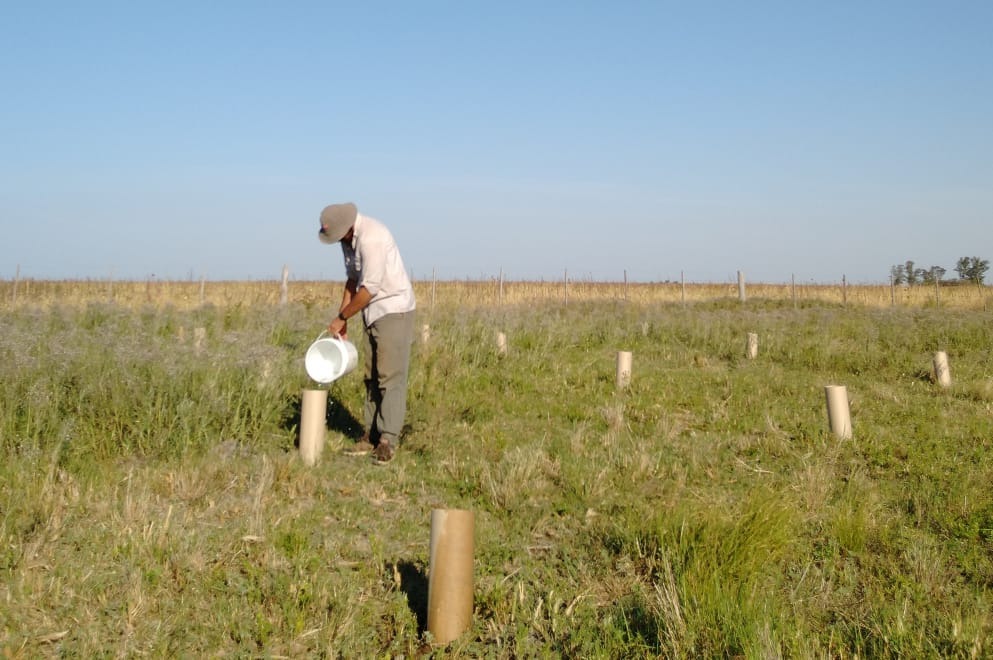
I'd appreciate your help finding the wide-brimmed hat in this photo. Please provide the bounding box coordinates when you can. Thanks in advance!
[318,203,357,244]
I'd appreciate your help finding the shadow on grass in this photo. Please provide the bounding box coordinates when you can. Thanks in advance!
[325,393,364,440]
[283,392,364,448]
[394,560,429,634]
[616,595,665,656]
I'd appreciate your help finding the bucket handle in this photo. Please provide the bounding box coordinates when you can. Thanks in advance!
[315,329,345,342]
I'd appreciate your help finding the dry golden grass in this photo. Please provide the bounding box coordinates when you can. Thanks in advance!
[2,277,990,310]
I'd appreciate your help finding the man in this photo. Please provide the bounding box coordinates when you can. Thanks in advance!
[318,202,416,463]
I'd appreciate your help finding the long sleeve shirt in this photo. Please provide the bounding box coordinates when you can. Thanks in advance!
[341,213,416,325]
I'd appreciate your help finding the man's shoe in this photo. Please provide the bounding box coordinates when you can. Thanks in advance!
[372,439,395,464]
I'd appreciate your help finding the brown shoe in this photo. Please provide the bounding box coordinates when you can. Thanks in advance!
[344,434,375,456]
[372,439,395,464]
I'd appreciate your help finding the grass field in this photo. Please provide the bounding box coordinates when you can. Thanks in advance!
[2,281,992,656]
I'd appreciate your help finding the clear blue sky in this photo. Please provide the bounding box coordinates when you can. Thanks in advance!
[2,1,990,283]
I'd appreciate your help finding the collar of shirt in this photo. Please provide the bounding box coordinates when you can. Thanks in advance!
[348,213,366,249]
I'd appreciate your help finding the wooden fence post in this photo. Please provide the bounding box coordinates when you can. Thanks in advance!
[12,264,20,304]
[280,265,289,306]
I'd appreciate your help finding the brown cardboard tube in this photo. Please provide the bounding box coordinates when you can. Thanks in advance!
[746,332,759,359]
[427,509,474,645]
[193,326,206,353]
[299,389,328,466]
[616,351,632,389]
[933,351,952,387]
[824,385,852,440]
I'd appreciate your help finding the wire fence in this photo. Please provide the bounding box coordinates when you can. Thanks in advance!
[2,273,989,311]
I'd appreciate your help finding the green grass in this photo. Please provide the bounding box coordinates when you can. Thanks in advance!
[2,299,992,656]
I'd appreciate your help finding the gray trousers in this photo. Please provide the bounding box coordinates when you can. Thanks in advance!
[363,310,415,444]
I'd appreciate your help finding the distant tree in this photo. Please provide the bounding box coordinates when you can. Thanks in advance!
[920,266,946,285]
[954,257,968,279]
[904,260,918,285]
[954,256,990,284]
[892,260,958,286]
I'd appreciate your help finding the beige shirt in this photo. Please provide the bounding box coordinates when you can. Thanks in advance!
[341,213,416,325]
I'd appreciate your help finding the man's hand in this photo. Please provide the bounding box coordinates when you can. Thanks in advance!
[328,316,347,339]
[330,285,370,339]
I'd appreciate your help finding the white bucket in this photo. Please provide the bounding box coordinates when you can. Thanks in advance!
[305,334,359,384]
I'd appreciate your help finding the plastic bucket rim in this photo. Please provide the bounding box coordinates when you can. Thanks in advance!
[305,337,358,384]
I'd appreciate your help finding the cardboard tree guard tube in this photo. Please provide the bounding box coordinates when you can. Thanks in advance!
[616,351,632,389]
[746,332,759,359]
[427,509,474,645]
[299,388,328,466]
[824,385,852,440]
[933,351,952,388]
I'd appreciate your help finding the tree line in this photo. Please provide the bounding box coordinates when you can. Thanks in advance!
[890,256,989,286]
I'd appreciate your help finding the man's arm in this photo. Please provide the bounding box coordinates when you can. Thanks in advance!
[340,278,357,311]
[328,280,372,336]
